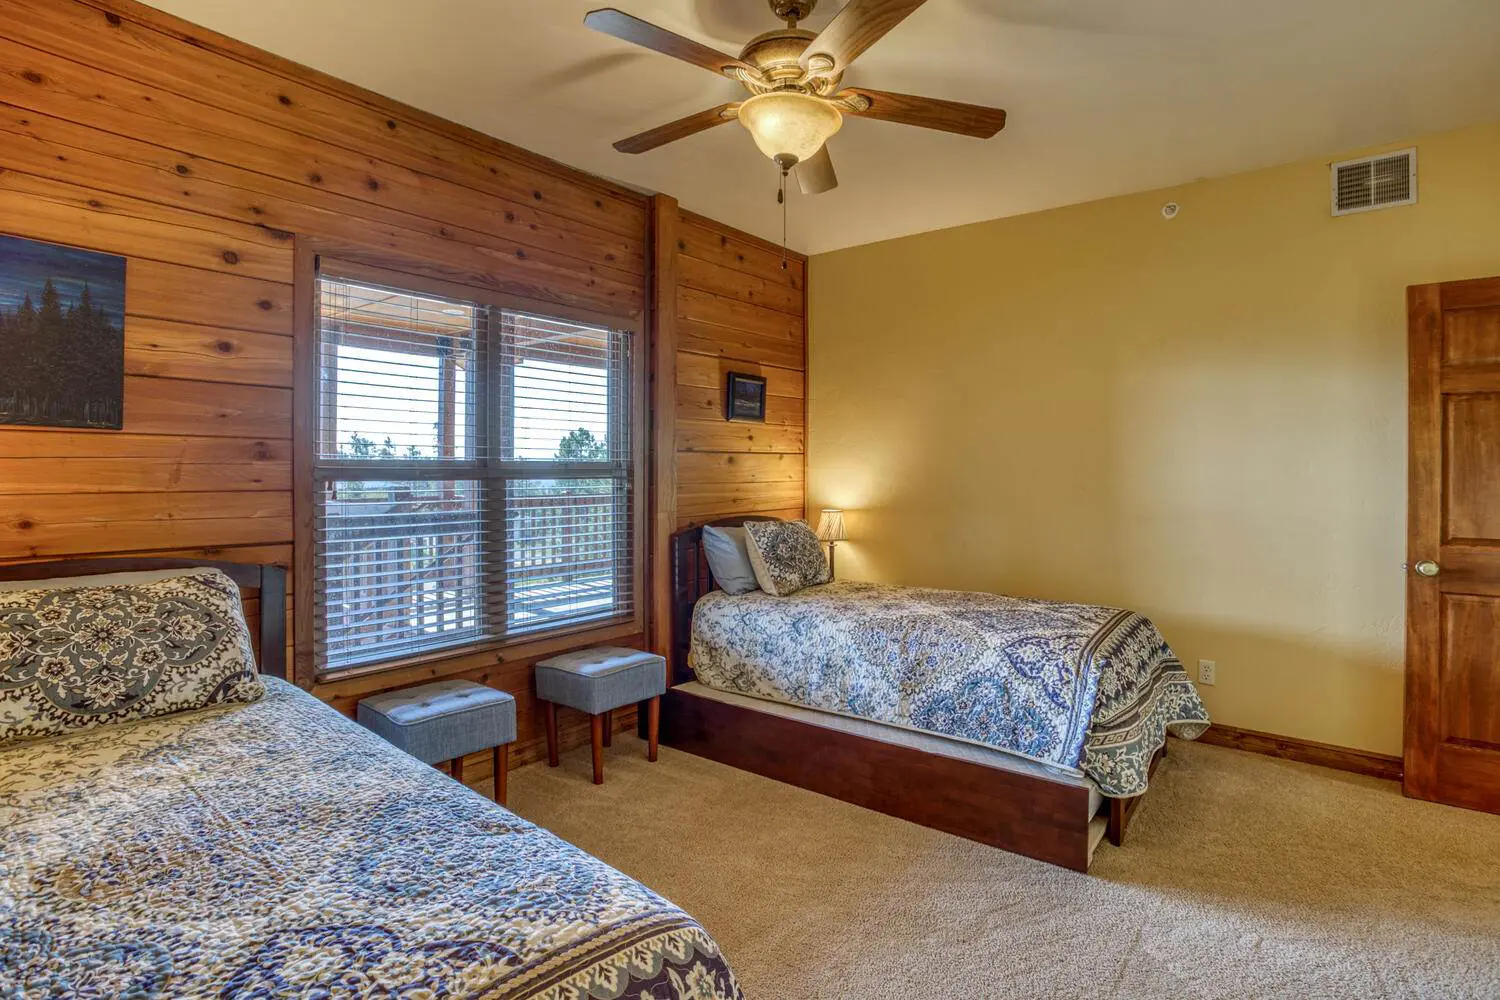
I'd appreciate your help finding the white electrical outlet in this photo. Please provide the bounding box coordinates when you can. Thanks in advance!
[1197,659,1217,686]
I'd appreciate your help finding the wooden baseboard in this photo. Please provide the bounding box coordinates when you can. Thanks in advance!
[1189,724,1403,783]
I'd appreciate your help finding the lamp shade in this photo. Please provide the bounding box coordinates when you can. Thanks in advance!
[737,92,842,165]
[815,508,847,543]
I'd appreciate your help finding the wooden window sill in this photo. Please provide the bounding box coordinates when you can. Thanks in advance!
[311,617,644,695]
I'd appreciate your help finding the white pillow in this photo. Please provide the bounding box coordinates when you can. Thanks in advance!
[701,526,760,595]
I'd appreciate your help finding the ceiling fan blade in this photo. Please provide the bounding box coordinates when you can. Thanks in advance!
[584,8,750,77]
[798,145,838,194]
[840,88,1007,138]
[613,104,738,154]
[801,0,929,77]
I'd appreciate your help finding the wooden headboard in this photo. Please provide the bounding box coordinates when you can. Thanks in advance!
[668,516,780,685]
[0,558,289,681]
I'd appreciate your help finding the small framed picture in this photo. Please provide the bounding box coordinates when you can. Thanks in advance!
[725,371,767,422]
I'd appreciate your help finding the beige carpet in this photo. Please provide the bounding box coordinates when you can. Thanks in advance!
[505,736,1500,1000]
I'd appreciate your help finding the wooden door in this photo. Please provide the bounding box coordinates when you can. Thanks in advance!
[1406,276,1500,814]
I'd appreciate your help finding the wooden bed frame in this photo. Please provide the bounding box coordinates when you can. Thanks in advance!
[660,517,1161,872]
[0,558,289,681]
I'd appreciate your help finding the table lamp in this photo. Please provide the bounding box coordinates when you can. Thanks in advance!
[815,508,847,577]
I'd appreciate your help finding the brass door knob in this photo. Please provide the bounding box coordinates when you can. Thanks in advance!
[1414,560,1440,577]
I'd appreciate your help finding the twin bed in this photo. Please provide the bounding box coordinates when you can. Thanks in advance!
[3,520,1207,995]
[661,517,1211,872]
[0,559,740,1000]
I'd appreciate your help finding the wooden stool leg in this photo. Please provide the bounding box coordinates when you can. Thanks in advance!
[590,713,604,785]
[647,695,660,763]
[494,744,509,806]
[545,701,559,767]
[451,754,464,784]
[602,709,613,747]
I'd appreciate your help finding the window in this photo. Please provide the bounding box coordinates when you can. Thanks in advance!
[313,270,636,672]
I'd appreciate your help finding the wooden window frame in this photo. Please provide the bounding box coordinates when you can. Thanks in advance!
[292,240,648,688]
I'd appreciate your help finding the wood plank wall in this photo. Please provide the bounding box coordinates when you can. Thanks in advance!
[645,201,809,655]
[672,209,809,528]
[0,0,808,793]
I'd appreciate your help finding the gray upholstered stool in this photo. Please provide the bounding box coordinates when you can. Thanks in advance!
[534,646,666,784]
[357,680,517,804]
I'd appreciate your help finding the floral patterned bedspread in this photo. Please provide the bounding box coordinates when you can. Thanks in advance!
[689,582,1210,797]
[0,677,741,1000]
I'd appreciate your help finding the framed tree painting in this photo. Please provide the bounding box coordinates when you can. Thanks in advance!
[0,234,126,429]
[724,371,767,422]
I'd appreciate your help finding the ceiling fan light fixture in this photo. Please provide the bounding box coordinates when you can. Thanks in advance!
[737,91,842,166]
[588,1,1007,197]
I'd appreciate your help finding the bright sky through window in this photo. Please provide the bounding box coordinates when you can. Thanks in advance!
[324,283,615,462]
[333,348,607,460]
[334,344,458,457]
[513,358,608,459]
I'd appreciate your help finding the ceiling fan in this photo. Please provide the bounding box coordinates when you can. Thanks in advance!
[584,0,1008,194]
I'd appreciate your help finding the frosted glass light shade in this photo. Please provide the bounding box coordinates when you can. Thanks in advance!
[816,508,847,543]
[737,92,842,165]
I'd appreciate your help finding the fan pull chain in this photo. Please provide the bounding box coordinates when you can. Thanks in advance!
[778,164,789,270]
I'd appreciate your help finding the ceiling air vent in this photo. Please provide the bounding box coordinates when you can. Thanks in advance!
[1331,148,1416,216]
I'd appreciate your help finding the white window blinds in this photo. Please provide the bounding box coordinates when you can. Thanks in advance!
[314,273,635,671]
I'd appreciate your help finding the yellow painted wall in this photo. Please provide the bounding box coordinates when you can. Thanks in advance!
[807,122,1500,756]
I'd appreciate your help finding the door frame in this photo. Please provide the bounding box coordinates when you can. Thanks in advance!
[1403,282,1443,800]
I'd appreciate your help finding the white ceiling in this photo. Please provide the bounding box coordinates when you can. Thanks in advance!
[145,0,1500,254]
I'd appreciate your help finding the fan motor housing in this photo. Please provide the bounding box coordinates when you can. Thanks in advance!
[770,0,817,23]
[740,27,818,85]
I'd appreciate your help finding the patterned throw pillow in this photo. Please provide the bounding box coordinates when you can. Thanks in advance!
[742,519,832,597]
[0,568,264,743]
